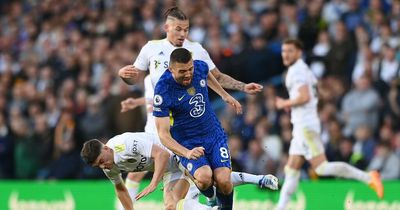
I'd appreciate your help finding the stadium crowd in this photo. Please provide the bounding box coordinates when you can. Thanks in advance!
[0,0,400,181]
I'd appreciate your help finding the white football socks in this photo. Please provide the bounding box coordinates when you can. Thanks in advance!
[276,166,300,210]
[230,172,264,186]
[314,161,370,183]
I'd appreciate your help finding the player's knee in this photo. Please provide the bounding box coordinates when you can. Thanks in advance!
[194,168,213,190]
[195,176,213,190]
[165,203,176,210]
[216,180,233,195]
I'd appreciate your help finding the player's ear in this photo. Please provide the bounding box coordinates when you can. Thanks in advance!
[163,23,169,33]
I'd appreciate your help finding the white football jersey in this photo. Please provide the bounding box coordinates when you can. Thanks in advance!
[285,59,319,125]
[103,132,168,184]
[133,38,216,88]
[143,75,157,135]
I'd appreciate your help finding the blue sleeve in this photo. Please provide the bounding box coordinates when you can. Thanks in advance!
[194,60,209,80]
[153,81,172,118]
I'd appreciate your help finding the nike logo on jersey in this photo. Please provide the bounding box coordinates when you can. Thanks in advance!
[158,51,164,56]
[221,159,229,163]
[178,95,185,101]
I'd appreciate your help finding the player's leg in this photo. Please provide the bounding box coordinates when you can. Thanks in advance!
[178,155,215,199]
[276,155,304,210]
[163,178,190,210]
[303,126,384,198]
[126,172,147,201]
[209,140,234,210]
[184,179,202,200]
[230,171,278,190]
[213,167,234,210]
[310,154,384,198]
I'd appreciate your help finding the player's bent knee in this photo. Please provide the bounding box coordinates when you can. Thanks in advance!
[195,177,213,190]
[216,180,233,194]
[194,168,213,190]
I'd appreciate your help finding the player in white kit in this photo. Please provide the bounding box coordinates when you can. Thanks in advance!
[117,6,277,208]
[274,39,384,210]
[81,132,219,210]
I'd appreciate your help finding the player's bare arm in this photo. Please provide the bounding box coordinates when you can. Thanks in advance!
[207,72,242,114]
[136,145,170,200]
[155,117,204,159]
[211,67,263,94]
[115,182,134,210]
[118,65,146,85]
[275,84,310,109]
[120,97,146,112]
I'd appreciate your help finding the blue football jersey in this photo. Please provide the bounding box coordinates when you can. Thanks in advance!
[153,60,225,147]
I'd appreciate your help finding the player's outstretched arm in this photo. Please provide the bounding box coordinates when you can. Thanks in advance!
[155,117,204,159]
[118,65,146,85]
[115,182,134,210]
[120,97,146,112]
[210,67,263,94]
[136,145,170,200]
[207,72,242,114]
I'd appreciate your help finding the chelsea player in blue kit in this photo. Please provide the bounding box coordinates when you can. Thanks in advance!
[154,48,242,210]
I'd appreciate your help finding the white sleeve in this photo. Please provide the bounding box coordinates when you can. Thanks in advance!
[133,42,151,71]
[103,166,123,185]
[144,76,154,100]
[290,69,308,90]
[196,44,216,71]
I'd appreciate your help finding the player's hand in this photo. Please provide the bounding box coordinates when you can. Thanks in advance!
[223,95,242,114]
[118,65,140,79]
[275,97,289,110]
[121,97,140,112]
[244,83,263,94]
[135,183,157,201]
[186,147,205,160]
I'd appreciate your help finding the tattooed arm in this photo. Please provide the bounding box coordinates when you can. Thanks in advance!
[210,67,263,94]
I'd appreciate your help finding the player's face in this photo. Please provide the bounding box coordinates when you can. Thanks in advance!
[93,146,114,170]
[165,19,189,47]
[281,44,302,67]
[170,59,194,86]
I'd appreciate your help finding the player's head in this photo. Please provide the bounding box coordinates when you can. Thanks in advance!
[169,48,193,86]
[281,39,303,67]
[81,139,114,169]
[163,7,189,47]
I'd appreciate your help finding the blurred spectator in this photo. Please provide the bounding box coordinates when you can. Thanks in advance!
[228,135,245,172]
[309,30,330,78]
[388,79,400,129]
[325,21,356,81]
[341,0,364,32]
[340,75,380,137]
[351,125,377,169]
[12,116,39,179]
[0,113,13,178]
[368,141,400,180]
[298,0,326,53]
[373,44,400,96]
[243,139,275,175]
[78,95,110,141]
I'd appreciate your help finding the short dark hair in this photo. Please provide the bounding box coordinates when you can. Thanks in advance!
[283,39,304,50]
[164,6,188,21]
[170,48,192,64]
[81,139,103,165]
